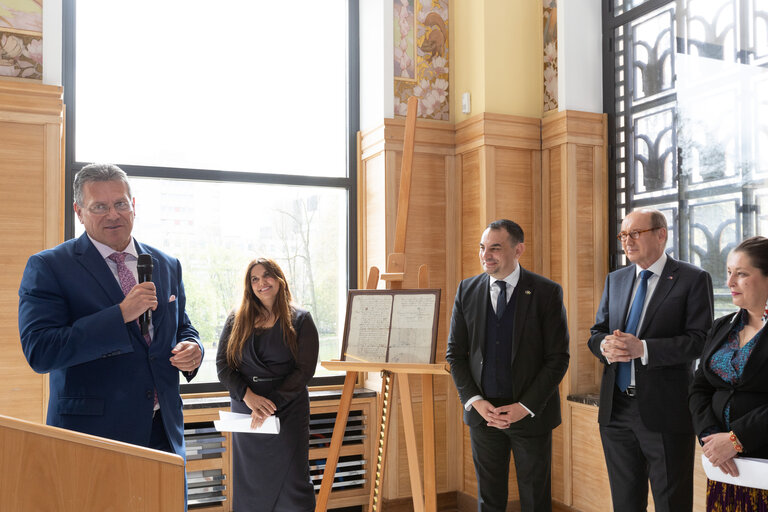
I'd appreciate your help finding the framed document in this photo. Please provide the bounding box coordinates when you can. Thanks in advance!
[340,289,441,364]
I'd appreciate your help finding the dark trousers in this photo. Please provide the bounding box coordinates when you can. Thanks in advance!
[149,408,173,453]
[149,409,187,511]
[469,423,552,512]
[600,389,695,512]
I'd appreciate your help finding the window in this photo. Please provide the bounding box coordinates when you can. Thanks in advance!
[63,0,359,388]
[605,0,768,316]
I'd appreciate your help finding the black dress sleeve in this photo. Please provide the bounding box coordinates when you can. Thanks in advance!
[216,312,250,401]
[268,310,319,409]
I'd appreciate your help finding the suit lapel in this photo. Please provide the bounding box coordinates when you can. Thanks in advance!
[638,258,678,336]
[74,234,125,306]
[742,314,768,381]
[510,267,532,367]
[611,266,636,331]
[472,275,490,357]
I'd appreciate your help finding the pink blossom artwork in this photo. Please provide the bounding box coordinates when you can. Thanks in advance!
[543,0,558,112]
[0,1,43,32]
[394,0,415,81]
[0,30,42,79]
[394,0,449,121]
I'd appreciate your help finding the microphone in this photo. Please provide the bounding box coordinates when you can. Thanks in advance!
[137,254,153,336]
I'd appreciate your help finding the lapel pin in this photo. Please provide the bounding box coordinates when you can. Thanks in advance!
[525,290,532,295]
[668,276,674,280]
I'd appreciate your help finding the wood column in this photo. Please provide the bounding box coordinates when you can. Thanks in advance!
[0,81,64,422]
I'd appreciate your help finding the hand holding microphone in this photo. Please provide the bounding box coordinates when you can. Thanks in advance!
[137,254,153,335]
[117,254,158,325]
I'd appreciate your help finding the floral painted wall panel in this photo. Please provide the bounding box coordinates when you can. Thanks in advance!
[0,0,43,80]
[394,0,449,120]
[543,0,557,112]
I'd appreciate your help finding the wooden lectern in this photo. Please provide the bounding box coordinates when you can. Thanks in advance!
[0,414,185,511]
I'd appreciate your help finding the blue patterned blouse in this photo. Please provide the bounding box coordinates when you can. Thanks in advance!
[707,309,761,429]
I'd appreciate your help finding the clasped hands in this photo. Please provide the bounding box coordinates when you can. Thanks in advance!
[244,388,276,429]
[601,329,644,363]
[702,433,740,477]
[473,400,529,429]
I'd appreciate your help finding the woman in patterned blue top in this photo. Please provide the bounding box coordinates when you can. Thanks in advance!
[690,236,768,511]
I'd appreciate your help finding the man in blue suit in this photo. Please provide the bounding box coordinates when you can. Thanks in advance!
[588,208,713,512]
[18,163,202,461]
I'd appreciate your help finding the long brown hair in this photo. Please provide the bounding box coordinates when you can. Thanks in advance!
[225,258,297,367]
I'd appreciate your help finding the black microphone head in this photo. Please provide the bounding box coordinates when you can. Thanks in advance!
[137,254,153,281]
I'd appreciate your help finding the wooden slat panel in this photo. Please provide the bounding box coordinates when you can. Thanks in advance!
[570,403,612,511]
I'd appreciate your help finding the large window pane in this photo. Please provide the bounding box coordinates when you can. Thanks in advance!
[607,0,768,317]
[74,0,348,177]
[75,178,349,381]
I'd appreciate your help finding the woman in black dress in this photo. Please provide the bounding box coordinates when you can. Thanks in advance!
[217,258,319,511]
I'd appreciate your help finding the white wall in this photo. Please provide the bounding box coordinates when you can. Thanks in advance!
[359,0,394,132]
[42,0,62,86]
[559,0,602,113]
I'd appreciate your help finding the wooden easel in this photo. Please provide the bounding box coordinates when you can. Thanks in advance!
[315,97,448,512]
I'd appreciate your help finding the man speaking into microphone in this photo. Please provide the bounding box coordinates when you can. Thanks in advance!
[18,163,203,467]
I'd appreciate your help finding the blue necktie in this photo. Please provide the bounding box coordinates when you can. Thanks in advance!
[616,269,652,391]
[495,280,507,320]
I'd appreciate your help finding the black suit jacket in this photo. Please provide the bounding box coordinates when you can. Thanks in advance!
[588,256,713,433]
[689,311,768,458]
[446,267,570,434]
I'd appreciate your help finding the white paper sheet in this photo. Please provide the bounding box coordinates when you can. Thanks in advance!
[213,410,280,434]
[701,454,768,490]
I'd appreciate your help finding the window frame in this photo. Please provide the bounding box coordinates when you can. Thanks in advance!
[62,0,359,391]
[602,0,674,271]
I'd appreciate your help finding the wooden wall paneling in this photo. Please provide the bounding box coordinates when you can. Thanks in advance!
[0,82,63,423]
[532,150,544,275]
[575,145,598,396]
[461,150,481,278]
[480,145,495,225]
[593,142,609,390]
[494,147,535,270]
[569,402,612,511]
[444,152,463,493]
[361,152,387,286]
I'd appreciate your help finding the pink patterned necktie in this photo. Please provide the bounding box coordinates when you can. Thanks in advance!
[107,252,151,345]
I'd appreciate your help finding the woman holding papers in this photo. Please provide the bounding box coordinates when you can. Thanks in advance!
[690,236,768,510]
[217,258,319,511]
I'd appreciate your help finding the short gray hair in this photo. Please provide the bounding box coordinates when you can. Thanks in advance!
[73,163,132,206]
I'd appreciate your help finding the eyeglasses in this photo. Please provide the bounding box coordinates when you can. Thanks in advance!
[616,227,659,242]
[87,201,133,215]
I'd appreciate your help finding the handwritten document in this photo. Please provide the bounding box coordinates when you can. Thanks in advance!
[389,294,437,363]
[345,294,393,362]
[342,290,439,364]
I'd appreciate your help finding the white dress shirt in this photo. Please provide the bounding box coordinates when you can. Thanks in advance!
[602,252,667,386]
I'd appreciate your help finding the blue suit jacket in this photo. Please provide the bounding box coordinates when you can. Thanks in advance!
[588,256,713,433]
[18,233,201,458]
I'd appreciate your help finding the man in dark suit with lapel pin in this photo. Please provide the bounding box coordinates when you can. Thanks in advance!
[447,219,570,512]
[588,208,713,512]
[18,163,203,465]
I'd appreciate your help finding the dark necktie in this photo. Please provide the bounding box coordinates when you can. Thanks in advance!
[616,269,652,391]
[495,280,507,320]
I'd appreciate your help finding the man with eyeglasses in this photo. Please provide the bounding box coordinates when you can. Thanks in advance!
[588,208,713,512]
[18,164,203,483]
